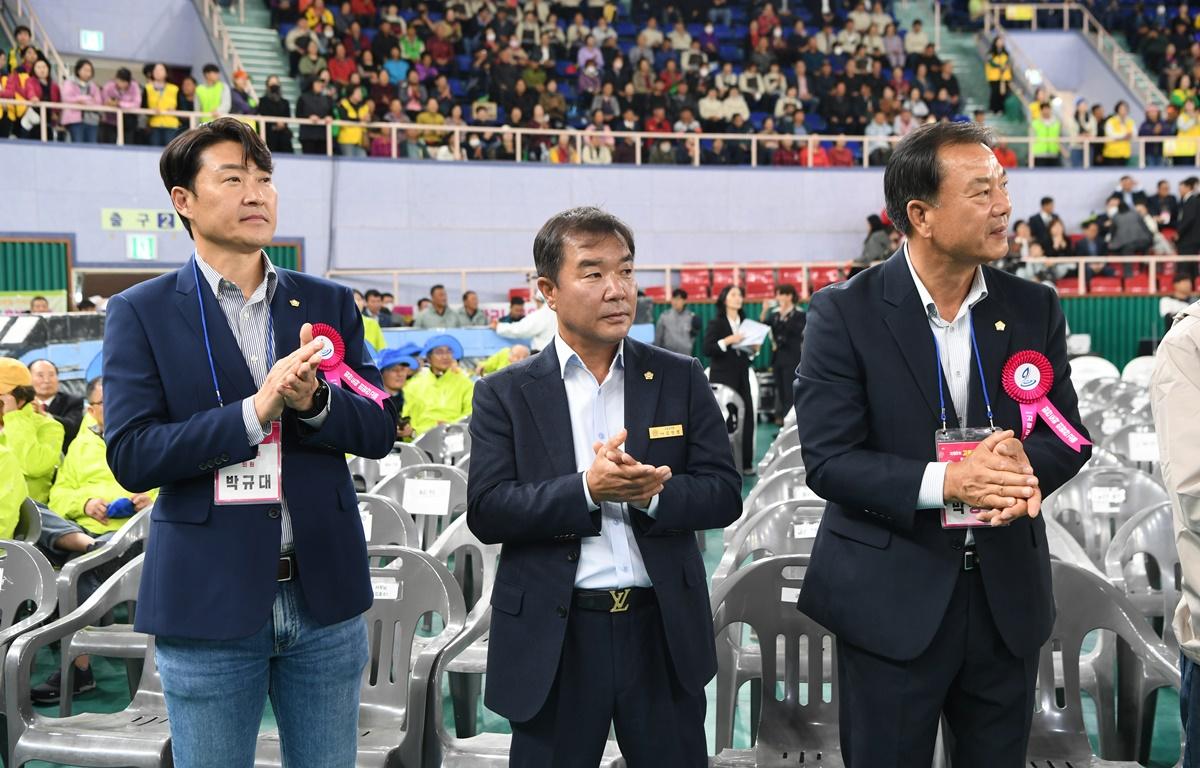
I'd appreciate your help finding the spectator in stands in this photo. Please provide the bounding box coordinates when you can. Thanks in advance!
[1045,219,1073,258]
[654,288,699,357]
[416,97,446,145]
[1074,219,1107,259]
[1115,175,1148,210]
[61,59,102,144]
[1067,98,1096,167]
[1159,274,1196,333]
[763,283,805,425]
[1106,197,1154,266]
[773,135,804,164]
[177,75,197,114]
[0,436,24,539]
[499,296,525,323]
[985,37,1013,114]
[582,131,613,163]
[475,343,530,376]
[28,296,49,313]
[458,290,488,326]
[829,137,855,166]
[296,76,334,155]
[4,25,41,75]
[1149,179,1179,228]
[704,284,758,473]
[1027,196,1059,253]
[142,63,182,147]
[299,39,329,82]
[363,289,391,327]
[413,284,460,328]
[1140,104,1173,166]
[230,70,258,118]
[259,75,294,153]
[100,67,142,144]
[1102,101,1137,166]
[865,111,894,165]
[0,358,63,504]
[993,138,1018,168]
[1030,103,1062,166]
[29,359,83,452]
[402,335,473,434]
[1177,177,1200,274]
[493,290,556,351]
[195,63,232,125]
[858,213,893,265]
[20,58,59,138]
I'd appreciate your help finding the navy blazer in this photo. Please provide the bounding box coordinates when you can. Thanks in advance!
[794,251,1090,662]
[103,258,396,640]
[467,338,742,722]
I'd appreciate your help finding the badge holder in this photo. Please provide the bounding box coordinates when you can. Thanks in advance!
[936,426,999,528]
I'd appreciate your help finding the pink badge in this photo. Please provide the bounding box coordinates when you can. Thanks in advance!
[311,323,390,408]
[1001,350,1092,452]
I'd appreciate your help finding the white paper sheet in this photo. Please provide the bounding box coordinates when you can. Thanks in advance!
[402,478,453,517]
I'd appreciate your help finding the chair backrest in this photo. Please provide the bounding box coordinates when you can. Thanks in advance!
[456,452,470,473]
[1078,375,1122,402]
[714,499,826,591]
[350,444,432,492]
[725,467,814,543]
[710,554,841,763]
[756,425,799,476]
[710,382,746,471]
[424,514,502,610]
[1101,422,1162,478]
[1044,515,1105,579]
[1069,356,1122,397]
[1043,466,1169,563]
[414,424,448,464]
[1084,445,1128,470]
[1121,355,1156,388]
[442,421,471,466]
[1104,501,1181,648]
[57,506,152,615]
[0,541,57,643]
[1029,561,1180,761]
[370,464,469,549]
[358,493,421,551]
[759,445,804,479]
[13,499,40,543]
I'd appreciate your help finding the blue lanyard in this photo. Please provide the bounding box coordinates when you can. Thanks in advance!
[930,313,995,432]
[192,255,275,409]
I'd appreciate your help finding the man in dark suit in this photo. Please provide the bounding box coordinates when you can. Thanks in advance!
[29,359,84,452]
[1177,177,1200,279]
[795,122,1091,766]
[467,207,741,767]
[1025,195,1058,254]
[103,119,396,767]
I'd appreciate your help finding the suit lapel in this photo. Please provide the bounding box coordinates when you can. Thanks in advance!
[622,339,663,462]
[520,344,579,477]
[173,257,256,399]
[881,253,955,425]
[966,272,1014,428]
[270,269,308,364]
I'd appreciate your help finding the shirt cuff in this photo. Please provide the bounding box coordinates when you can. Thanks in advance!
[298,388,332,429]
[717,340,728,352]
[630,494,660,518]
[242,397,268,446]
[917,461,949,509]
[581,472,600,511]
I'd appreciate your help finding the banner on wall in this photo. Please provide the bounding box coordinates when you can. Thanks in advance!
[101,209,184,232]
[0,291,67,313]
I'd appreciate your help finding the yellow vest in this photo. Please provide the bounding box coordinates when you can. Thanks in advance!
[337,98,365,145]
[985,53,1012,82]
[1102,116,1135,159]
[146,82,181,128]
[1032,119,1061,156]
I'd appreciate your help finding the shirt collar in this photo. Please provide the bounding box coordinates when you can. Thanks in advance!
[194,251,277,304]
[903,243,988,325]
[554,333,625,381]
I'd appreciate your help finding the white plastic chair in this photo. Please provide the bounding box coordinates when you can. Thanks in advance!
[1120,356,1156,388]
[1069,356,1122,397]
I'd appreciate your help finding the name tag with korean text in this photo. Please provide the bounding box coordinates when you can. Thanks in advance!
[215,422,283,505]
[648,424,684,440]
[936,427,1000,529]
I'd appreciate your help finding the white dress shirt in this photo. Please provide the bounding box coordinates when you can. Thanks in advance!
[554,334,658,589]
[495,305,558,351]
[903,247,989,512]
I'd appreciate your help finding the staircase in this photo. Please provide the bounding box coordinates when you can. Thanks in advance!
[215,2,300,108]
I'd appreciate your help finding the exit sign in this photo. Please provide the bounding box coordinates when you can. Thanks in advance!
[127,234,157,261]
[79,29,104,52]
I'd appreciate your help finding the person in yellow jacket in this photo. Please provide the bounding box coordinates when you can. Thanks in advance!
[475,344,531,376]
[1103,100,1136,165]
[145,62,181,147]
[49,377,157,536]
[0,442,28,540]
[402,335,474,434]
[985,37,1012,114]
[1031,105,1062,166]
[0,358,64,504]
[354,289,388,351]
[335,89,370,157]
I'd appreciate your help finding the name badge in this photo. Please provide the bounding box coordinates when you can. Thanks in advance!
[935,427,999,528]
[215,421,283,505]
[648,424,684,440]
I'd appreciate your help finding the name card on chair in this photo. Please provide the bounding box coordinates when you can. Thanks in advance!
[371,576,402,600]
[793,486,820,502]
[403,478,453,517]
[379,452,403,478]
[1087,486,1126,515]
[1127,432,1161,463]
[793,522,820,539]
[780,586,801,603]
[445,432,466,455]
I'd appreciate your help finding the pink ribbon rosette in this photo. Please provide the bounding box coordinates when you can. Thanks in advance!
[1001,350,1091,452]
[311,323,389,408]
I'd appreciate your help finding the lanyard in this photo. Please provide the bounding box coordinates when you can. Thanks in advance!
[192,255,274,409]
[930,313,995,432]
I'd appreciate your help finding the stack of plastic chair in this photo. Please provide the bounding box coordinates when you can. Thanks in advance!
[357,492,421,556]
[757,445,804,480]
[1042,467,1168,565]
[0,541,58,766]
[371,463,468,549]
[1102,423,1164,481]
[13,500,40,544]
[1069,356,1122,398]
[725,467,813,546]
[756,425,799,477]
[1120,356,1156,389]
[711,383,748,475]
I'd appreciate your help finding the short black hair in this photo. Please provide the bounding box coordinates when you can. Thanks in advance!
[671,288,688,300]
[462,290,476,301]
[85,376,103,403]
[430,284,446,295]
[11,385,35,407]
[1184,176,1200,189]
[365,289,382,300]
[14,25,30,37]
[417,297,432,308]
[203,63,221,75]
[883,121,996,236]
[74,59,93,77]
[115,67,132,82]
[159,117,274,238]
[1040,196,1054,206]
[353,289,364,299]
[381,292,394,300]
[509,296,525,307]
[30,295,48,305]
[714,284,744,319]
[776,284,798,300]
[533,206,635,282]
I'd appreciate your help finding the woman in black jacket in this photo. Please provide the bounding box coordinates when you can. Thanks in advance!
[704,284,759,473]
[295,74,335,155]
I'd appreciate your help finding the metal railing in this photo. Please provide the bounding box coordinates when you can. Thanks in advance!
[982,2,1168,109]
[191,0,247,84]
[0,0,65,83]
[5,97,1200,169]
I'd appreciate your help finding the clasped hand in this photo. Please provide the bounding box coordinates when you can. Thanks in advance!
[943,430,1042,526]
[585,429,672,509]
[253,322,325,423]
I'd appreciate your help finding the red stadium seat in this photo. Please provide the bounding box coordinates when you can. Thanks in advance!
[711,269,736,295]
[508,287,531,301]
[1124,273,1151,294]
[643,285,668,302]
[744,268,776,300]
[679,266,711,299]
[1057,280,1083,296]
[1089,276,1122,295]
[810,267,843,293]
[778,267,806,289]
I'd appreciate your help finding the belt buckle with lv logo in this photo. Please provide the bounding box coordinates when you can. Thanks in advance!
[608,588,632,613]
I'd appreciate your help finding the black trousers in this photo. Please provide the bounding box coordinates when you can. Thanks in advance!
[509,598,707,767]
[837,565,1038,767]
[772,355,800,423]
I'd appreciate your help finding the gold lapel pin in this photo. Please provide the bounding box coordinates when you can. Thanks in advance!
[644,371,654,381]
[995,321,1006,331]
[289,299,300,307]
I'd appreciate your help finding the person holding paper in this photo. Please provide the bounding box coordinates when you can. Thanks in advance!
[467,206,741,767]
[103,118,397,768]
[703,284,760,474]
[794,122,1090,765]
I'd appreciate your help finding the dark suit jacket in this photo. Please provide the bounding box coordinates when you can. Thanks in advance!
[1026,211,1058,252]
[1177,194,1200,253]
[45,392,84,452]
[467,338,741,722]
[103,257,396,640]
[703,313,754,392]
[794,251,1090,662]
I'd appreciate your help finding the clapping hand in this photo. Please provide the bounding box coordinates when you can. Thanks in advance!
[585,429,672,508]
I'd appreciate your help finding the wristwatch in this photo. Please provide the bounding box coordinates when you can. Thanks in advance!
[295,380,329,420]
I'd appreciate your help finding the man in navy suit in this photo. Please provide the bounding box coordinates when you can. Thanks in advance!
[795,122,1091,766]
[103,118,396,768]
[467,207,741,766]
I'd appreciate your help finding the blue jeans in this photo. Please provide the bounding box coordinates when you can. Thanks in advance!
[156,580,368,768]
[1183,652,1200,766]
[66,122,98,143]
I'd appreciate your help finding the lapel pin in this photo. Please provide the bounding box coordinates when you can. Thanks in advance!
[644,371,654,381]
[995,321,1006,331]
[289,299,300,307]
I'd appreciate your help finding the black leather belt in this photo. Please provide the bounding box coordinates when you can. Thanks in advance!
[278,553,298,582]
[962,545,980,572]
[573,587,656,613]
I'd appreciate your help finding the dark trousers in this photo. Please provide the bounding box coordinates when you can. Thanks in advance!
[772,355,800,423]
[509,598,707,768]
[1181,651,1200,766]
[837,566,1038,767]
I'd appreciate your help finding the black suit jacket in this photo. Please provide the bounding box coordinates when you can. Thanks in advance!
[794,251,1090,662]
[45,392,83,452]
[467,338,741,721]
[1177,194,1200,253]
[703,314,754,391]
[1026,211,1058,252]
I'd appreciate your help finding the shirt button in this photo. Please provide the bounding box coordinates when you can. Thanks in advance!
[556,605,567,618]
[567,551,578,562]
[242,311,249,319]
[268,507,281,519]
[251,355,259,362]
